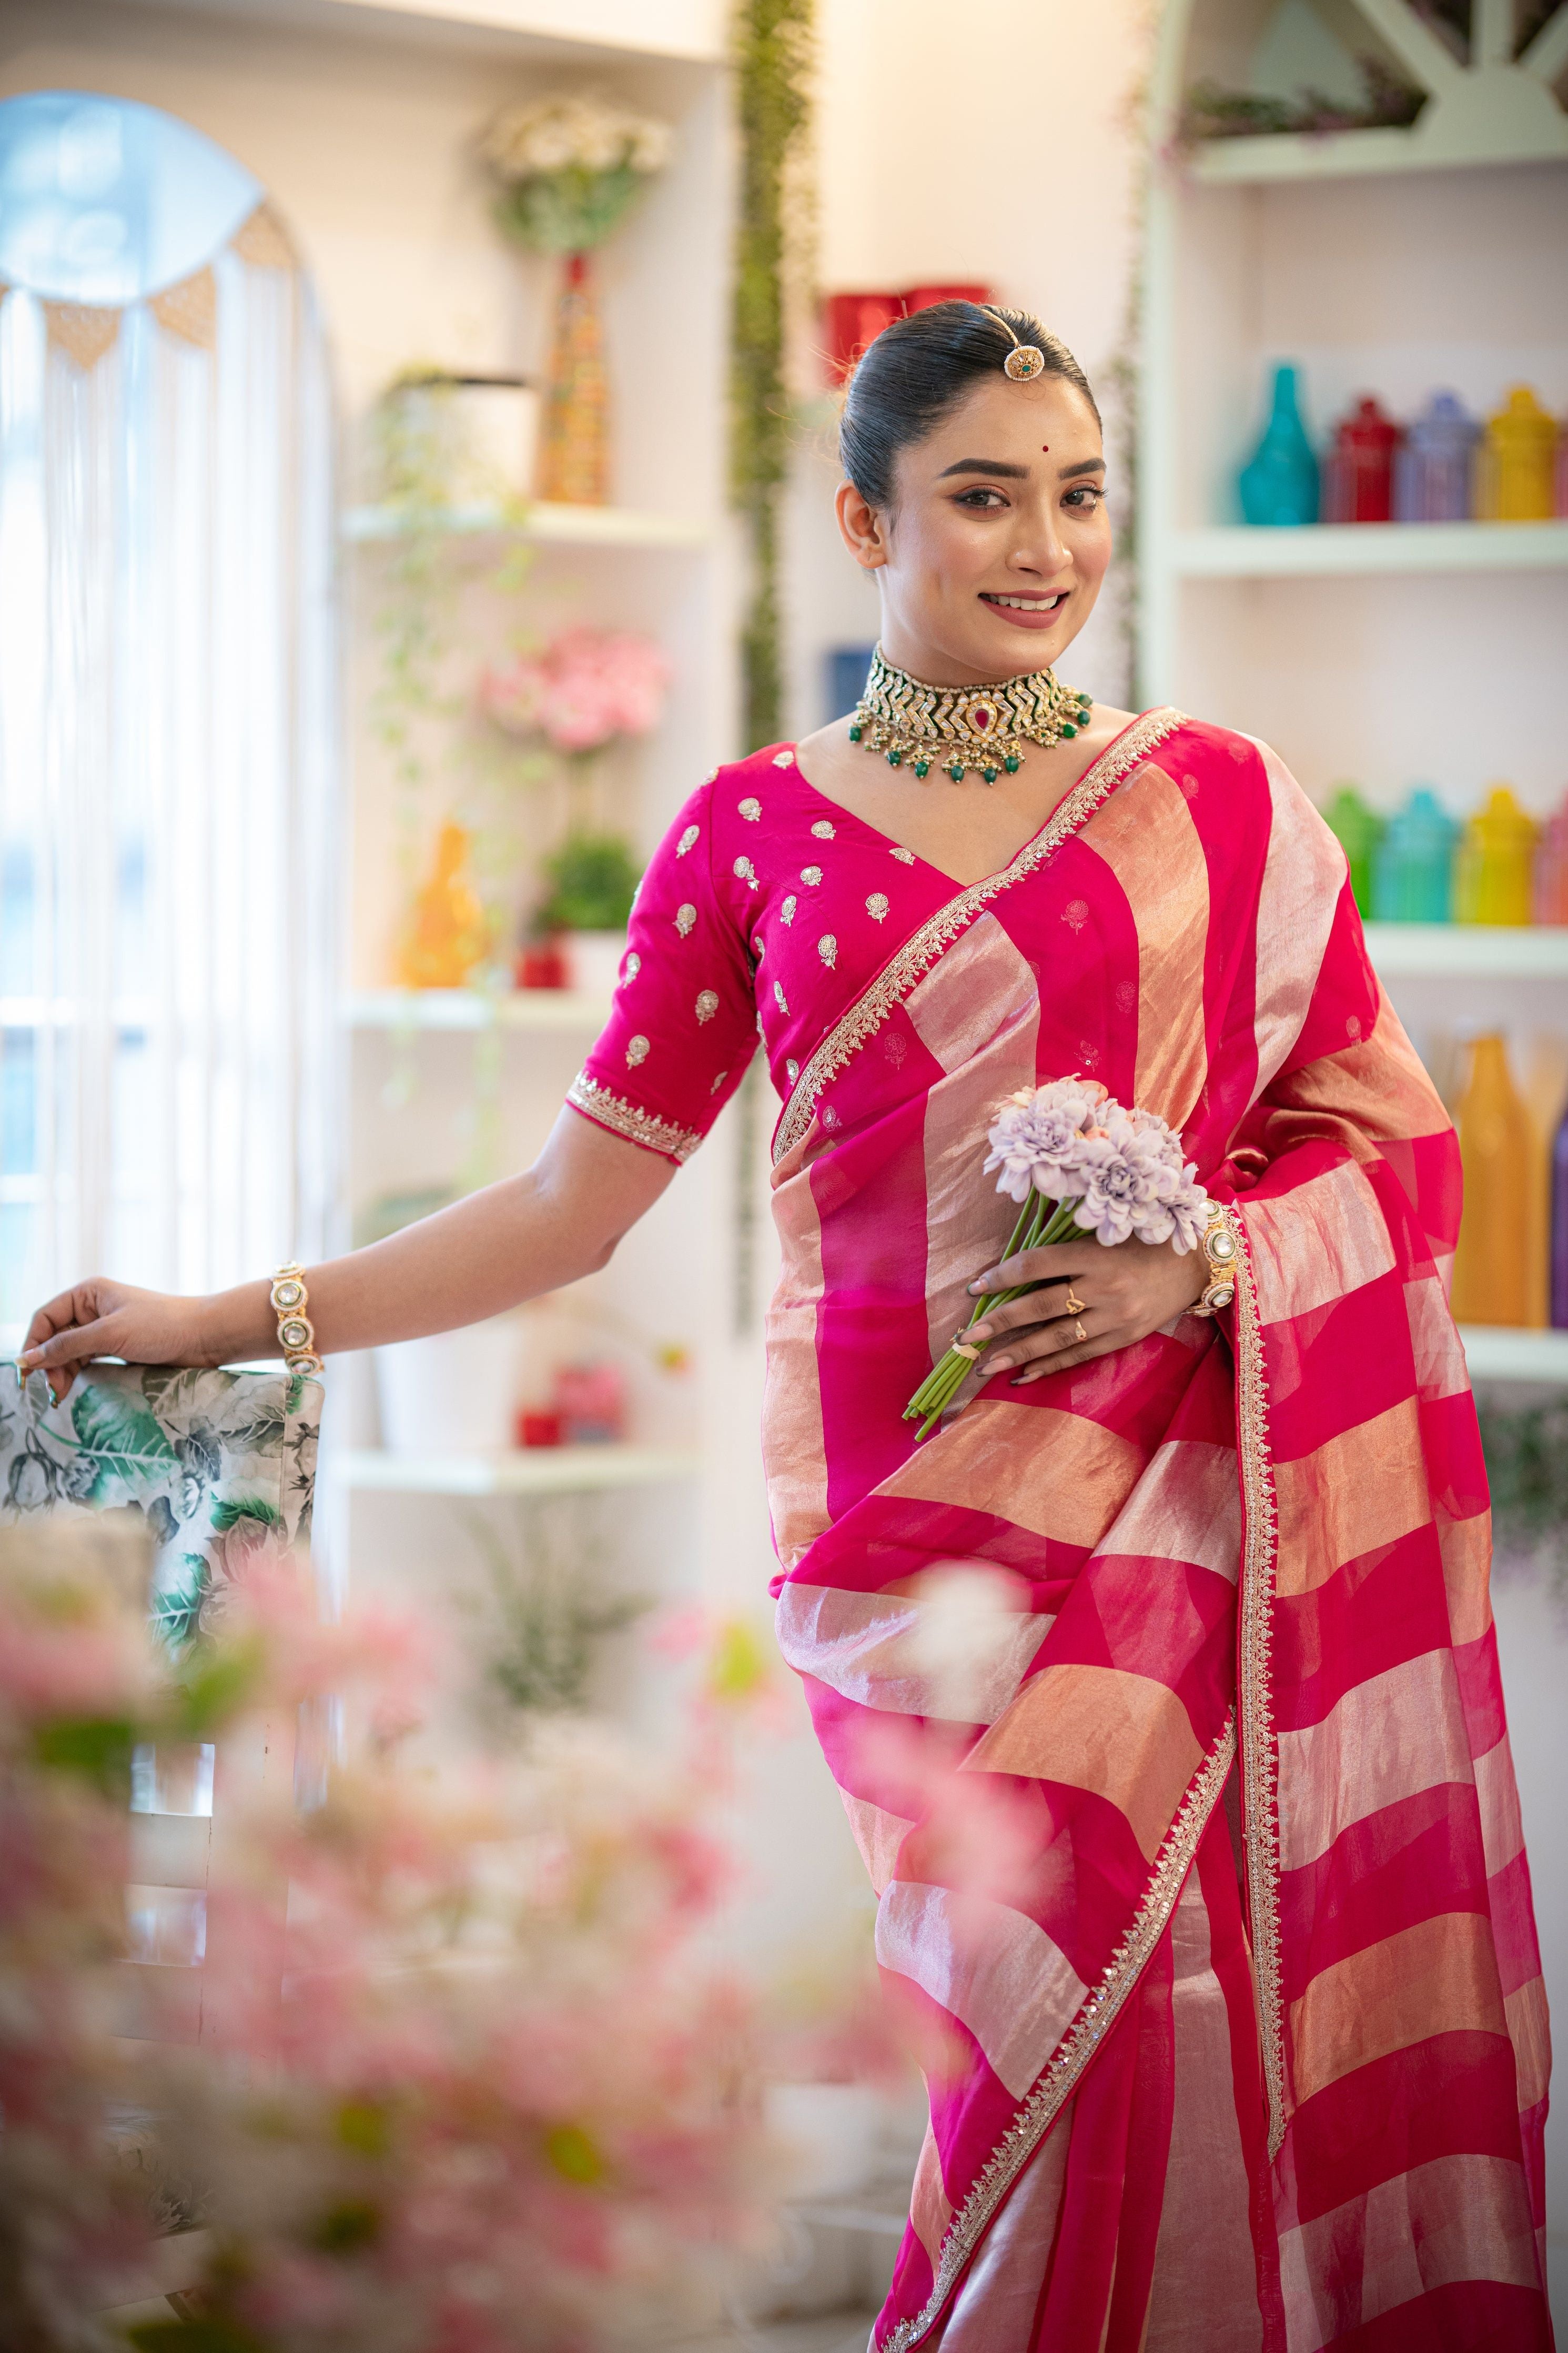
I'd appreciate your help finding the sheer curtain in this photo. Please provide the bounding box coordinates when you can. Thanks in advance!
[0,99,337,1340]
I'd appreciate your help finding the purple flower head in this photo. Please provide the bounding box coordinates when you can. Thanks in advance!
[983,1078,1106,1204]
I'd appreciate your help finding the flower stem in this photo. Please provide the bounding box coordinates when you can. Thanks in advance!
[905,1193,1086,1435]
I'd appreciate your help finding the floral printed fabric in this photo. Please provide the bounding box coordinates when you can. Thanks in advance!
[568,744,960,1163]
[0,1362,320,1650]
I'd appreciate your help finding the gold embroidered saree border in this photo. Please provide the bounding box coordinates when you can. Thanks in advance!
[882,1712,1237,2353]
[1223,1200,1287,2160]
[566,1072,702,1163]
[772,708,1188,1166]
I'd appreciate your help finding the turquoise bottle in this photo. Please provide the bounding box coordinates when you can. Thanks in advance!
[1371,787,1459,922]
[1239,364,1319,526]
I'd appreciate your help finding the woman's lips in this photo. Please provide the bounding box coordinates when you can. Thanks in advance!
[979,590,1069,631]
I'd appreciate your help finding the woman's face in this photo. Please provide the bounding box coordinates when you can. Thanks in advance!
[836,372,1112,687]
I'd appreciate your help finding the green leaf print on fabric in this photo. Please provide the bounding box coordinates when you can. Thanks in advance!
[70,1383,178,1499]
[151,1554,211,1655]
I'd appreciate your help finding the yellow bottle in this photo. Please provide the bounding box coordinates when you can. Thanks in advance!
[1451,1035,1533,1328]
[397,820,489,989]
[1453,786,1538,927]
[1478,386,1556,522]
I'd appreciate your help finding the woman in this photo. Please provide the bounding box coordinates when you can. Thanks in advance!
[23,305,1551,2349]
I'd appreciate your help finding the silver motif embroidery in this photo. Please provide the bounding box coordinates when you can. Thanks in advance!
[695,990,720,1023]
[739,797,762,821]
[801,866,823,887]
[675,903,697,937]
[676,825,699,857]
[621,952,641,983]
[781,894,798,925]
[891,846,915,864]
[733,856,759,891]
[811,819,835,840]
[710,1070,727,1093]
[866,893,889,922]
[785,1057,798,1083]
[773,749,795,767]
[626,1034,650,1067]
[773,979,789,1014]
[818,934,837,969]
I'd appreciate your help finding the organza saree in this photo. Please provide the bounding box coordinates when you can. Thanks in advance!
[756,718,1552,2349]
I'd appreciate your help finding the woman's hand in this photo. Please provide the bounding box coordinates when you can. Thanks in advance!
[955,1232,1209,1394]
[19,1280,221,1403]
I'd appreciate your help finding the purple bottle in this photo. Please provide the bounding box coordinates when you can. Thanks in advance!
[1554,1100,1568,1328]
[1394,391,1481,522]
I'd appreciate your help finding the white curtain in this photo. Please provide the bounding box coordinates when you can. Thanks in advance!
[0,212,337,1336]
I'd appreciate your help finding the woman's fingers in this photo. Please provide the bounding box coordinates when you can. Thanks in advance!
[968,1243,1092,1296]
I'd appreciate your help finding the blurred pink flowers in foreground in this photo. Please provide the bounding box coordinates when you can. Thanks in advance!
[480,629,670,756]
[0,1518,768,2350]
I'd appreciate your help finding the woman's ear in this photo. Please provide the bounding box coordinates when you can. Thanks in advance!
[835,478,889,572]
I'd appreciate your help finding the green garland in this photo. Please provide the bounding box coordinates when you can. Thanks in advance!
[730,0,814,754]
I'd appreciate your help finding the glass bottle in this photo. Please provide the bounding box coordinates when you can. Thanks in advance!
[1239,363,1319,526]
[1450,1034,1533,1328]
[1534,790,1568,925]
[1393,391,1480,524]
[1324,395,1402,524]
[1371,786,1457,922]
[1556,417,1568,519]
[1553,1101,1568,1328]
[1453,787,1539,926]
[1321,785,1385,917]
[397,820,489,989]
[1478,386,1556,522]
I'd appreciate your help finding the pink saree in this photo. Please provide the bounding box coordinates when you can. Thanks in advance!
[570,713,1552,2350]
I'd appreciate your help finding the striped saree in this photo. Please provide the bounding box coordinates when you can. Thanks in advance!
[763,717,1551,2349]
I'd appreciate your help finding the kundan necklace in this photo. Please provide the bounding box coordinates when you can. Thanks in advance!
[848,647,1094,785]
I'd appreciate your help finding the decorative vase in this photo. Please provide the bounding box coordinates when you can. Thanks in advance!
[397,820,489,989]
[1453,787,1539,926]
[1480,385,1556,522]
[538,250,610,506]
[1371,786,1458,922]
[1394,392,1480,524]
[1323,395,1402,524]
[1321,785,1385,916]
[1451,1036,1533,1328]
[1238,363,1319,527]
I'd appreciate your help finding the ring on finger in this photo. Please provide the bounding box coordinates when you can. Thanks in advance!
[1063,1289,1086,1317]
[1072,1318,1086,1343]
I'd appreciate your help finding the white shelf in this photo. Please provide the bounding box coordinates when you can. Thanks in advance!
[341,500,712,551]
[1364,925,1568,978]
[338,1445,700,1496]
[1186,119,1568,185]
[1171,523,1568,580]
[1459,1328,1568,1385]
[347,988,612,1032]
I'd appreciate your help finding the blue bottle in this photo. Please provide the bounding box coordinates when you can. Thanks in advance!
[1239,364,1319,526]
[1394,392,1481,524]
[1371,787,1459,922]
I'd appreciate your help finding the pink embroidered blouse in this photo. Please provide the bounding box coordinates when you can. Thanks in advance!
[567,742,963,1163]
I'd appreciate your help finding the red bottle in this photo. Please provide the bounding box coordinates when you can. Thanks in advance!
[1326,396,1403,524]
[822,291,907,384]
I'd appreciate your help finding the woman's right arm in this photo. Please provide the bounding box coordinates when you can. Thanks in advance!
[19,1108,676,1400]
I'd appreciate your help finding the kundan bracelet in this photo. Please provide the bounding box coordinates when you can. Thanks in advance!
[270,1262,323,1378]
[1190,1213,1239,1318]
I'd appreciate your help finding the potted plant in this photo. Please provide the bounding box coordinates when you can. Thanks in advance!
[530,831,642,997]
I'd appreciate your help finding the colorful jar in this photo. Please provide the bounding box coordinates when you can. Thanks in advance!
[1324,395,1402,524]
[1239,363,1319,527]
[1451,1035,1534,1328]
[1552,1101,1568,1328]
[1556,417,1568,519]
[1535,791,1568,924]
[1371,786,1458,922]
[1453,787,1539,926]
[397,820,489,989]
[1479,386,1557,522]
[1393,393,1480,524]
[1322,785,1385,917]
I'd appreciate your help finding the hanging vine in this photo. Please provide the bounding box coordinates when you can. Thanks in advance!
[730,0,814,756]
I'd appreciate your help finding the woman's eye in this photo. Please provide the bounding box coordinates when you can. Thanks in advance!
[1064,485,1105,509]
[955,487,1006,508]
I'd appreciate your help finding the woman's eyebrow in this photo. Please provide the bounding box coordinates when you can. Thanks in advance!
[1058,457,1106,480]
[935,457,1030,480]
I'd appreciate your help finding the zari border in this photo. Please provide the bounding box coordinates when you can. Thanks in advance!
[565,1072,702,1163]
[772,708,1188,1165]
[1222,1201,1287,2161]
[882,1713,1237,2353]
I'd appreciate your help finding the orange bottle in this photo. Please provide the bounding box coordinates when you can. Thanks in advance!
[398,820,489,988]
[1450,1034,1534,1327]
[1453,787,1538,926]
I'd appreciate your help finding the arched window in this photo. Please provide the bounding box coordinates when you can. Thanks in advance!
[0,92,336,1335]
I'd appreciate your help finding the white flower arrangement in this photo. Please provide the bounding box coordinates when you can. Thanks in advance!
[906,1079,1210,1436]
[480,93,673,183]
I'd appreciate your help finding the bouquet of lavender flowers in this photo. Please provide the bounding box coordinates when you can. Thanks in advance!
[905,1078,1210,1440]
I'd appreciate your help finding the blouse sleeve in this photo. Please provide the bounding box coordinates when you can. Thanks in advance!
[565,776,758,1164]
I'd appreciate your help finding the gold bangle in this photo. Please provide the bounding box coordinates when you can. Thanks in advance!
[270,1262,324,1378]
[1190,1212,1239,1319]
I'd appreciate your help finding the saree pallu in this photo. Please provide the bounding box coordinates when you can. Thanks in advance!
[762,718,1551,2350]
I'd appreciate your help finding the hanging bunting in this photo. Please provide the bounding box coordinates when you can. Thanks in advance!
[43,301,120,373]
[150,265,217,350]
[231,200,296,271]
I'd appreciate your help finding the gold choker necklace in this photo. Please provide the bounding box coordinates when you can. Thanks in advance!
[848,648,1092,785]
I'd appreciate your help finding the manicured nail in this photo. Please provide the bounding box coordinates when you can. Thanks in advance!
[990,1355,1014,1373]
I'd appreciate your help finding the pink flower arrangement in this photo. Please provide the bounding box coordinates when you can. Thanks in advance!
[481,628,670,756]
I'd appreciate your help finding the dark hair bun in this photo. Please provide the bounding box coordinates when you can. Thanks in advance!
[838,301,1099,509]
